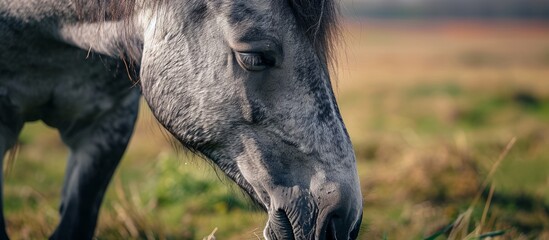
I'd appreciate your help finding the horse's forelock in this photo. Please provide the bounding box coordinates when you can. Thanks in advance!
[289,0,340,66]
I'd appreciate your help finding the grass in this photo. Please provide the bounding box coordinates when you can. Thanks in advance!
[338,20,549,239]
[3,20,549,239]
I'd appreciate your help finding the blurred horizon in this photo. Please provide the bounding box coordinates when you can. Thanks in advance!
[342,0,549,19]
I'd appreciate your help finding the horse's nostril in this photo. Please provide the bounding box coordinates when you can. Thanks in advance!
[349,212,363,239]
[321,210,362,240]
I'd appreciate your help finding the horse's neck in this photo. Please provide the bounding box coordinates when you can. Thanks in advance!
[0,0,144,61]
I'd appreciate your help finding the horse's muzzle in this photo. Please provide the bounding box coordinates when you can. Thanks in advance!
[263,183,363,240]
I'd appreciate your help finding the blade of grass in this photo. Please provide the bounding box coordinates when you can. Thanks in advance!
[3,143,19,177]
[476,182,495,235]
[468,230,506,240]
[203,227,218,240]
[448,208,473,240]
[423,222,455,240]
[478,230,506,239]
[471,137,516,207]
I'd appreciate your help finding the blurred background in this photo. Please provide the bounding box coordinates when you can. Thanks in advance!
[3,0,549,239]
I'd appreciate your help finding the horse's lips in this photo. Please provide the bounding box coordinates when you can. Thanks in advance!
[265,225,295,240]
[264,217,296,240]
[264,205,320,240]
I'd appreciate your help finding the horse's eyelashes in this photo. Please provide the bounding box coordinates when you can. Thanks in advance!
[241,54,263,66]
[236,52,275,72]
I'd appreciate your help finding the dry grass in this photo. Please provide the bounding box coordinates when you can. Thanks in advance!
[337,20,549,239]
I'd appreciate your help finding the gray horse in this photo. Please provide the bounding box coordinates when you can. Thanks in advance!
[0,0,362,239]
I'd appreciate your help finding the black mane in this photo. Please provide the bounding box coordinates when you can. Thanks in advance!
[289,0,340,64]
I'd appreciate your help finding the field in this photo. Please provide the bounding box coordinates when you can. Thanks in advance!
[3,20,549,239]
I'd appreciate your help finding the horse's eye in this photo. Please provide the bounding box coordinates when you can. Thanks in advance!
[235,52,275,71]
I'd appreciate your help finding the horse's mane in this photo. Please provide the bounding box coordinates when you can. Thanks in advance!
[289,0,340,65]
[71,0,339,65]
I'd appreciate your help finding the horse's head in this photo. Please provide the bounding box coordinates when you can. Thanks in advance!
[139,0,362,238]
